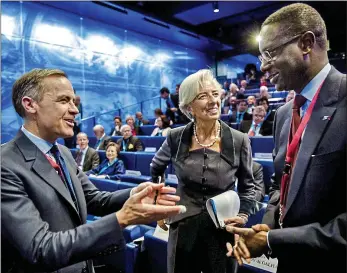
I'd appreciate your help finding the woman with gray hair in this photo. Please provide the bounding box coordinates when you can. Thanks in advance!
[150,69,256,273]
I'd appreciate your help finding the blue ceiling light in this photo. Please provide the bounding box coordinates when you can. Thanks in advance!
[213,2,219,13]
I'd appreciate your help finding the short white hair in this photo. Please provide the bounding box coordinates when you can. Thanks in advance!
[179,69,222,120]
[260,86,268,93]
[93,124,104,132]
[120,124,131,133]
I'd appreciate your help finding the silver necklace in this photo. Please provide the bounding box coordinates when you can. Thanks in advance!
[194,122,221,148]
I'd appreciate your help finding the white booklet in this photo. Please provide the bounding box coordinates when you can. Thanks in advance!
[206,190,240,229]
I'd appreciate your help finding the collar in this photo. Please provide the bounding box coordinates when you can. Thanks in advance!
[175,120,235,167]
[80,146,89,154]
[300,63,331,101]
[21,126,56,155]
[252,121,262,128]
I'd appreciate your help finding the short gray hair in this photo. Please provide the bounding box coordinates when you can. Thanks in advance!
[76,132,88,139]
[93,124,104,132]
[120,124,131,133]
[12,68,67,117]
[179,69,222,119]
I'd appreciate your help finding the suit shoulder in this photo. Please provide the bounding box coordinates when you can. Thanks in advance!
[167,124,189,138]
[1,140,19,164]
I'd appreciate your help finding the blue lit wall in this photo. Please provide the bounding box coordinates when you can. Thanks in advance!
[1,1,213,142]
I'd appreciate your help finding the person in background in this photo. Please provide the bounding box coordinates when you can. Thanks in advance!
[151,69,256,273]
[285,90,295,103]
[239,106,273,136]
[258,85,272,99]
[258,97,275,122]
[240,80,248,90]
[227,5,346,273]
[175,83,181,94]
[1,68,184,273]
[125,115,137,136]
[151,115,171,137]
[75,132,100,172]
[86,142,125,180]
[134,111,149,135]
[247,95,257,114]
[93,124,111,150]
[228,100,252,124]
[154,108,164,126]
[109,116,122,136]
[116,125,143,152]
[224,95,237,115]
[236,87,246,100]
[260,75,268,87]
[160,87,179,124]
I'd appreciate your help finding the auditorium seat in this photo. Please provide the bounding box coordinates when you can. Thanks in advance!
[111,136,122,143]
[253,158,274,193]
[98,150,107,162]
[272,91,288,98]
[250,136,274,156]
[117,174,152,184]
[220,114,229,122]
[135,152,155,176]
[138,136,165,151]
[246,203,267,228]
[139,125,156,136]
[119,152,137,170]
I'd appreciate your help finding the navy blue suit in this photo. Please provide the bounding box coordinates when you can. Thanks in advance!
[86,159,126,180]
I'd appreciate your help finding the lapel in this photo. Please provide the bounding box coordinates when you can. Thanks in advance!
[83,148,91,169]
[284,67,340,217]
[175,121,235,167]
[15,131,80,220]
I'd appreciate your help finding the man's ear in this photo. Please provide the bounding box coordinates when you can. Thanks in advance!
[301,31,315,55]
[22,96,37,115]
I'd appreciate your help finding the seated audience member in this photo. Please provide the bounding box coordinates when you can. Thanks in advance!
[224,96,237,114]
[258,97,275,122]
[259,75,267,87]
[240,80,248,90]
[253,161,266,202]
[286,90,296,103]
[236,87,246,100]
[247,95,256,114]
[257,85,272,99]
[220,89,227,109]
[229,100,252,124]
[151,115,171,137]
[86,142,125,180]
[135,111,149,128]
[117,125,144,152]
[175,83,181,94]
[109,116,122,136]
[154,108,164,126]
[75,132,100,172]
[125,115,137,136]
[240,106,273,136]
[93,124,111,150]
[229,83,239,97]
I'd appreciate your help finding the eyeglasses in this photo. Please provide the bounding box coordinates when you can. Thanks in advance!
[258,33,303,64]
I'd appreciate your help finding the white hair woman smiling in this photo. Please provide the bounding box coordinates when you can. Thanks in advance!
[151,68,257,273]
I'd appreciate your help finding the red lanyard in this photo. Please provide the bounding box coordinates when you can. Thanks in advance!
[279,82,324,212]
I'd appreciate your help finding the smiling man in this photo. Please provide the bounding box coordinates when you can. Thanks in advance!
[1,69,185,273]
[75,132,99,172]
[226,3,346,273]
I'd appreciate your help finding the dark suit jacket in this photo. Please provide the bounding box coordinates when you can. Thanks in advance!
[135,118,150,135]
[96,135,111,150]
[252,161,265,202]
[239,120,273,136]
[74,147,100,172]
[263,66,346,273]
[109,127,122,136]
[1,131,131,273]
[86,159,126,180]
[116,136,143,152]
[228,111,252,123]
[166,93,189,124]
[264,109,275,122]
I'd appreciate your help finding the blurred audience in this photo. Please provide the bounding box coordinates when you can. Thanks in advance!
[258,97,275,122]
[228,100,252,124]
[260,75,268,87]
[247,95,256,114]
[135,111,149,134]
[75,132,100,172]
[224,96,237,114]
[117,125,143,152]
[240,106,273,136]
[93,124,111,150]
[286,90,296,103]
[86,142,125,180]
[154,108,164,126]
[175,84,181,94]
[258,85,272,99]
[109,116,122,136]
[151,115,171,137]
[252,161,266,202]
[240,80,248,90]
[160,87,179,124]
[125,115,137,136]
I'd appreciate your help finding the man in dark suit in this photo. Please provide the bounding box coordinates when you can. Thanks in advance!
[134,111,149,135]
[228,100,252,124]
[253,161,266,202]
[116,125,144,152]
[160,87,189,124]
[75,132,100,172]
[1,68,184,273]
[258,97,275,122]
[239,106,273,136]
[226,4,346,273]
[93,124,111,150]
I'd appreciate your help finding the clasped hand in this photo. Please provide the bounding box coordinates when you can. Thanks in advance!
[225,224,271,265]
[116,182,184,228]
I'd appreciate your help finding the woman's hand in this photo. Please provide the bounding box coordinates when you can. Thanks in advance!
[224,214,248,227]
